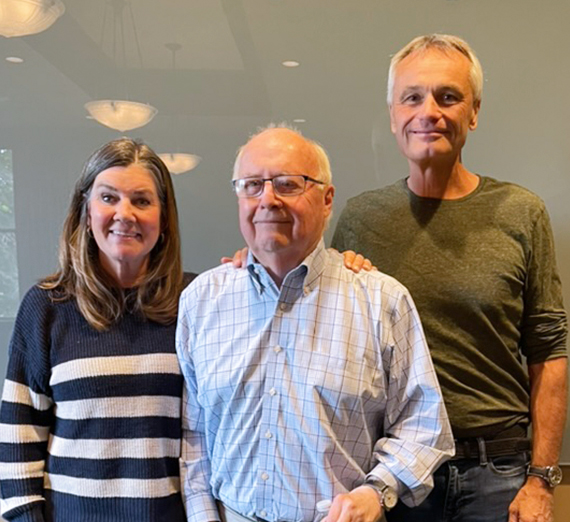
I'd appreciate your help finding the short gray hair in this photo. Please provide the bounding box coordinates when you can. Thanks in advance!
[232,123,332,185]
[387,34,483,107]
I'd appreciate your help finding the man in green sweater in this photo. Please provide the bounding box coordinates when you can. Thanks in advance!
[332,34,567,522]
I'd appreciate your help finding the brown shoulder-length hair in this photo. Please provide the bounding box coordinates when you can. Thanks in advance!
[40,137,183,330]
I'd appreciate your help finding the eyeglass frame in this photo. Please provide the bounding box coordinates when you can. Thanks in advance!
[232,174,326,198]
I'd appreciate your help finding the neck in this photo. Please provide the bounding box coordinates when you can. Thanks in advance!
[253,254,299,288]
[252,240,320,288]
[407,157,479,199]
[100,255,148,288]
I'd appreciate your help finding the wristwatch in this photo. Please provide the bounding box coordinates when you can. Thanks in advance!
[364,479,398,511]
[527,465,563,488]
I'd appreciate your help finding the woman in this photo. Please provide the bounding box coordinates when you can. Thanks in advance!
[0,138,192,521]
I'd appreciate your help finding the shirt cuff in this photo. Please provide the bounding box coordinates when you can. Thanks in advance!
[184,491,220,522]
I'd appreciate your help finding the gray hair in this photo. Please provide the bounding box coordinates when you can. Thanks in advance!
[232,123,332,185]
[387,34,483,106]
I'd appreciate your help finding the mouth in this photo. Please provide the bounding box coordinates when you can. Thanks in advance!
[410,129,447,135]
[109,230,140,239]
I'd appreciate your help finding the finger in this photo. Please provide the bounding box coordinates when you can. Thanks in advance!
[342,250,357,268]
[363,259,373,271]
[220,257,233,264]
[326,494,346,522]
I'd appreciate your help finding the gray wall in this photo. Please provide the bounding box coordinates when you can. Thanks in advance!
[0,0,569,470]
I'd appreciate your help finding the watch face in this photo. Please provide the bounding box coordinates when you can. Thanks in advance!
[548,466,563,486]
[383,487,398,509]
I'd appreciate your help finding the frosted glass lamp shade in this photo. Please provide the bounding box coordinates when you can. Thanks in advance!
[85,100,158,132]
[159,153,201,175]
[0,0,65,38]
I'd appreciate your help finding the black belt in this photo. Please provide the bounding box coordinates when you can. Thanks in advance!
[452,425,530,461]
[452,437,530,460]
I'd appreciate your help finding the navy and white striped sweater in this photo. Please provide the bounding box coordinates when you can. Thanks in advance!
[0,284,190,522]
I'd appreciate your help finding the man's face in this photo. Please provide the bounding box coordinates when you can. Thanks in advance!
[389,48,480,165]
[236,129,334,268]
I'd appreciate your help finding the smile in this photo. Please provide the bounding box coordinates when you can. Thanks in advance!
[110,230,140,238]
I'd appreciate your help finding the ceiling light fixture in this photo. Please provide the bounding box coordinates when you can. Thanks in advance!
[5,56,24,63]
[85,100,157,132]
[0,0,65,38]
[158,153,201,175]
[85,0,157,132]
[293,119,306,123]
[282,60,300,67]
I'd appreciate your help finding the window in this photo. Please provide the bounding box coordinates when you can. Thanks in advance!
[0,149,19,318]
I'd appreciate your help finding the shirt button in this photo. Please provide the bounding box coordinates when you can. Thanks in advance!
[265,430,272,439]
[273,345,282,354]
[269,387,277,396]
[261,472,269,481]
[279,303,287,311]
[260,510,268,518]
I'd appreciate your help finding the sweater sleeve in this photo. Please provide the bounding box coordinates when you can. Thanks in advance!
[0,287,55,522]
[521,206,568,363]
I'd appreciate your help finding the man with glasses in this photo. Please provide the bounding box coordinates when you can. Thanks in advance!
[176,126,454,522]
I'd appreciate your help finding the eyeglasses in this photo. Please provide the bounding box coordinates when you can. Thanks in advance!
[232,174,325,198]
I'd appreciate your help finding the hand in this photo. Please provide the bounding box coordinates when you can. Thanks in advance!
[220,247,248,268]
[325,485,382,522]
[508,477,554,522]
[340,250,375,273]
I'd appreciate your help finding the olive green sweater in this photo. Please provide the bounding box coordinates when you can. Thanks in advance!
[332,176,567,437]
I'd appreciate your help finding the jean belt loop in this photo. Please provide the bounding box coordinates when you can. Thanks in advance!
[477,437,488,466]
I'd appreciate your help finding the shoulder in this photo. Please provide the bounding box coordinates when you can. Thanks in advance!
[9,286,59,361]
[479,176,546,210]
[337,180,407,223]
[17,285,58,320]
[324,250,414,306]
[347,179,405,207]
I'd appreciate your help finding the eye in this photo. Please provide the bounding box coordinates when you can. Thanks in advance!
[275,176,303,193]
[101,193,116,203]
[402,93,421,104]
[134,197,152,207]
[243,179,263,193]
[441,92,461,105]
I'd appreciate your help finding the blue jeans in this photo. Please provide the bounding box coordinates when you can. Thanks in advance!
[387,452,530,522]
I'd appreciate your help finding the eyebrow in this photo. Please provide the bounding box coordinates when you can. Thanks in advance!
[95,183,155,195]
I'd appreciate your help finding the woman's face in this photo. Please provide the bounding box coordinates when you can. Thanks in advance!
[88,163,162,285]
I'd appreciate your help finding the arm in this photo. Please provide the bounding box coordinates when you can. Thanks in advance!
[508,357,568,522]
[176,288,220,522]
[0,290,53,522]
[508,205,568,522]
[367,286,454,507]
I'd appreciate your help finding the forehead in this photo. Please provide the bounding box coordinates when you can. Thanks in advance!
[393,48,472,93]
[93,164,158,191]
[237,130,317,179]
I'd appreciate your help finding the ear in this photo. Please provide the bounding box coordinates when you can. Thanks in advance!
[323,184,335,217]
[469,100,481,131]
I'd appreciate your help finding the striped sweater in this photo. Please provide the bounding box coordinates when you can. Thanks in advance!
[0,285,190,522]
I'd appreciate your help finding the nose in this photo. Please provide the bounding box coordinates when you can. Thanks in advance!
[114,198,135,222]
[419,94,441,121]
[259,179,283,208]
